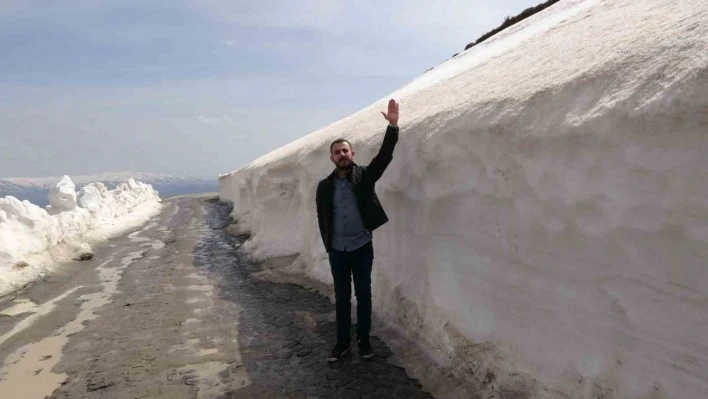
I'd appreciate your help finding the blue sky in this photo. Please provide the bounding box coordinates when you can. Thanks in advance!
[0,0,540,179]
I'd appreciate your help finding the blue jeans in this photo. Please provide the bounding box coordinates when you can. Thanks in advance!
[328,241,374,344]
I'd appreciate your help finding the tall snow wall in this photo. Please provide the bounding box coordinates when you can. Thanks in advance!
[219,0,708,397]
[0,177,162,296]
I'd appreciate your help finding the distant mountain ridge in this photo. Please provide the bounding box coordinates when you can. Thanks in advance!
[1,171,217,207]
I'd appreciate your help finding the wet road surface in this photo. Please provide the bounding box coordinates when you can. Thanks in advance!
[0,196,433,398]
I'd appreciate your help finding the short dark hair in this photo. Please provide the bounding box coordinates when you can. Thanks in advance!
[329,138,352,154]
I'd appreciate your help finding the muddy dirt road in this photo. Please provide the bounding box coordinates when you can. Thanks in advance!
[0,196,432,398]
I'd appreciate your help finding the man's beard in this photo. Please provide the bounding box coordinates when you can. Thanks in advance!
[336,158,352,171]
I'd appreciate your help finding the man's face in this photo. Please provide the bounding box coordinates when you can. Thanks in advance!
[330,142,355,170]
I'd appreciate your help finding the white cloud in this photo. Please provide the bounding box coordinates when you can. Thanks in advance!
[193,0,345,29]
[197,115,236,125]
[197,115,216,124]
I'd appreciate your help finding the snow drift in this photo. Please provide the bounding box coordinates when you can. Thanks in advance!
[219,0,708,397]
[0,176,162,296]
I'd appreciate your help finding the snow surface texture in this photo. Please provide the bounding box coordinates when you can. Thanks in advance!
[0,176,162,296]
[48,175,78,212]
[220,0,708,398]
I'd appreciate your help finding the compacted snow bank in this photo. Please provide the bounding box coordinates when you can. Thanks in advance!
[0,176,162,296]
[220,0,708,397]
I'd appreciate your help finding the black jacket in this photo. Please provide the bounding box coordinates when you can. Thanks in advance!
[316,125,399,252]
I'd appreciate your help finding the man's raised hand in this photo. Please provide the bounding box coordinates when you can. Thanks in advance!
[381,98,399,126]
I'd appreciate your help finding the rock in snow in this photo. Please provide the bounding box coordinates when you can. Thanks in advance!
[0,176,161,295]
[74,242,94,261]
[219,0,708,398]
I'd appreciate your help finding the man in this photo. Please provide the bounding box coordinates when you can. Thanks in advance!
[315,98,400,361]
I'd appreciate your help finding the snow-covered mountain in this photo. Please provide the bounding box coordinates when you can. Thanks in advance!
[0,172,217,206]
[0,179,48,205]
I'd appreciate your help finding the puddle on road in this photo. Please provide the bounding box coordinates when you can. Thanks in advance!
[186,285,214,294]
[0,299,38,317]
[127,230,150,241]
[0,287,83,348]
[199,348,219,356]
[0,228,164,399]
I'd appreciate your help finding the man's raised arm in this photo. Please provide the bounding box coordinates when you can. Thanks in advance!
[367,99,400,182]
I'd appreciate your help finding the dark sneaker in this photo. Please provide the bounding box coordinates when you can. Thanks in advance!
[328,342,351,362]
[358,339,374,359]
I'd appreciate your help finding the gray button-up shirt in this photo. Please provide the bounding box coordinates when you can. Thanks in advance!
[331,175,371,252]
